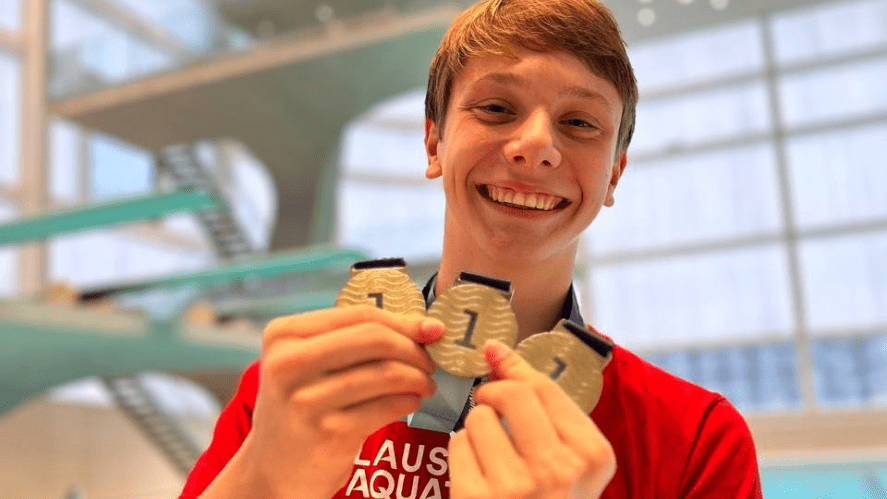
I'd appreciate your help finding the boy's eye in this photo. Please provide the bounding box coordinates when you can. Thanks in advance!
[562,117,595,129]
[480,103,511,114]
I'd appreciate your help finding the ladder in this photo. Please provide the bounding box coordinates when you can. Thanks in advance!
[159,144,255,261]
[103,375,203,476]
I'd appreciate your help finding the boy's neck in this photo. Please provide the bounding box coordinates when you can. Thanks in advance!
[435,247,577,343]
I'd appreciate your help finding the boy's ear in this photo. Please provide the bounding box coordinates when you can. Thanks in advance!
[603,151,627,207]
[424,118,442,179]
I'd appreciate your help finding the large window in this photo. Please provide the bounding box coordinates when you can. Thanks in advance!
[584,0,887,413]
[49,0,177,97]
[0,201,18,298]
[336,0,887,415]
[48,0,235,98]
[89,133,154,201]
[336,90,445,261]
[49,230,210,289]
[49,119,84,203]
[0,52,19,185]
[0,0,20,32]
[0,48,19,300]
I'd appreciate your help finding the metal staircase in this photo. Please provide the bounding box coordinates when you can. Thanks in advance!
[159,144,256,261]
[103,375,203,476]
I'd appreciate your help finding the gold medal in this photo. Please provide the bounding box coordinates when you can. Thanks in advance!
[516,319,613,413]
[426,273,518,378]
[334,258,425,315]
[411,272,517,432]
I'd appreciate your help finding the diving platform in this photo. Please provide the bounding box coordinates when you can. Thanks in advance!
[51,4,460,250]
[0,189,222,246]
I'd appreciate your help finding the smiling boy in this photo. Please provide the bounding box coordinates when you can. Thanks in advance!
[181,1,763,498]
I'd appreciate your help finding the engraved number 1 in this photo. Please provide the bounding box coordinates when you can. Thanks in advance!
[455,309,479,349]
[368,293,383,309]
[550,357,567,381]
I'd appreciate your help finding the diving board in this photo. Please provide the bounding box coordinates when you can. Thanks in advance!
[79,245,369,300]
[0,189,223,246]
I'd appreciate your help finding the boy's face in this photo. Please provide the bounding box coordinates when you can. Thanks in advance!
[425,49,626,262]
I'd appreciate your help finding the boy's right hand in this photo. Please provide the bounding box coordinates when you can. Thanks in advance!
[203,305,445,499]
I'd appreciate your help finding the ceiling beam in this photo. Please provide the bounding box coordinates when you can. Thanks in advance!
[68,0,191,58]
[52,3,461,118]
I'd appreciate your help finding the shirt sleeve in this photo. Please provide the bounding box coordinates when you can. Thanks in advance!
[179,362,260,499]
[678,396,763,498]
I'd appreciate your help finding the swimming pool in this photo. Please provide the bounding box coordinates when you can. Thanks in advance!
[761,461,887,498]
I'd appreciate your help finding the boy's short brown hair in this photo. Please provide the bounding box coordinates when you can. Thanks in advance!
[426,0,639,154]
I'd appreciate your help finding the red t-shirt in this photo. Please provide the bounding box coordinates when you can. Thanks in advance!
[180,339,762,498]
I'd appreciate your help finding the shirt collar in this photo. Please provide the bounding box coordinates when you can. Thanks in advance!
[422,273,585,328]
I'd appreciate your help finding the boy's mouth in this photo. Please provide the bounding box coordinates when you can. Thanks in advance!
[478,185,568,211]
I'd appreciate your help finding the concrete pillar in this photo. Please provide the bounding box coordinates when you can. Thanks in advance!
[19,0,50,295]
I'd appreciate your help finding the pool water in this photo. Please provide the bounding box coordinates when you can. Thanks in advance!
[761,463,887,498]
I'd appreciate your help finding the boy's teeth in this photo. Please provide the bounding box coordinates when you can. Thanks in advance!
[513,192,525,206]
[486,185,561,211]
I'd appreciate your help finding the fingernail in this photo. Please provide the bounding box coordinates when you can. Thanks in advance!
[422,359,438,374]
[419,318,445,340]
[484,339,512,364]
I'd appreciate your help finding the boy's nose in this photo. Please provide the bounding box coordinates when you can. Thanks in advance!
[503,111,562,171]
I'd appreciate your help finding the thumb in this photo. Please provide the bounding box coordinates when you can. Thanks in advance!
[484,339,545,382]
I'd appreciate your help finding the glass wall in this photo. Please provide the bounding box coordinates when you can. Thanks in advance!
[585,0,887,413]
[48,0,212,98]
[48,230,211,289]
[49,120,84,203]
[0,28,20,298]
[0,52,19,185]
[0,201,18,298]
[336,89,445,260]
[0,0,20,31]
[89,133,155,201]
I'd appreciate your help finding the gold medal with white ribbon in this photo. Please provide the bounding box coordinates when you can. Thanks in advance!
[410,272,518,432]
[516,318,613,413]
[334,258,425,315]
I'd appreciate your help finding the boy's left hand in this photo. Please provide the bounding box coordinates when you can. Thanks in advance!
[448,341,616,499]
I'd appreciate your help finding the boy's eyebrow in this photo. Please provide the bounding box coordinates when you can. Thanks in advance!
[474,71,615,112]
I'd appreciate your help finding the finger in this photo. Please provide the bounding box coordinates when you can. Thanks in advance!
[472,380,562,462]
[484,350,610,464]
[535,380,605,443]
[480,344,600,485]
[463,405,533,492]
[294,360,436,414]
[534,383,617,489]
[295,321,439,373]
[485,339,595,438]
[265,305,445,345]
[448,429,490,497]
[262,322,438,390]
[484,339,549,383]
[324,393,428,443]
